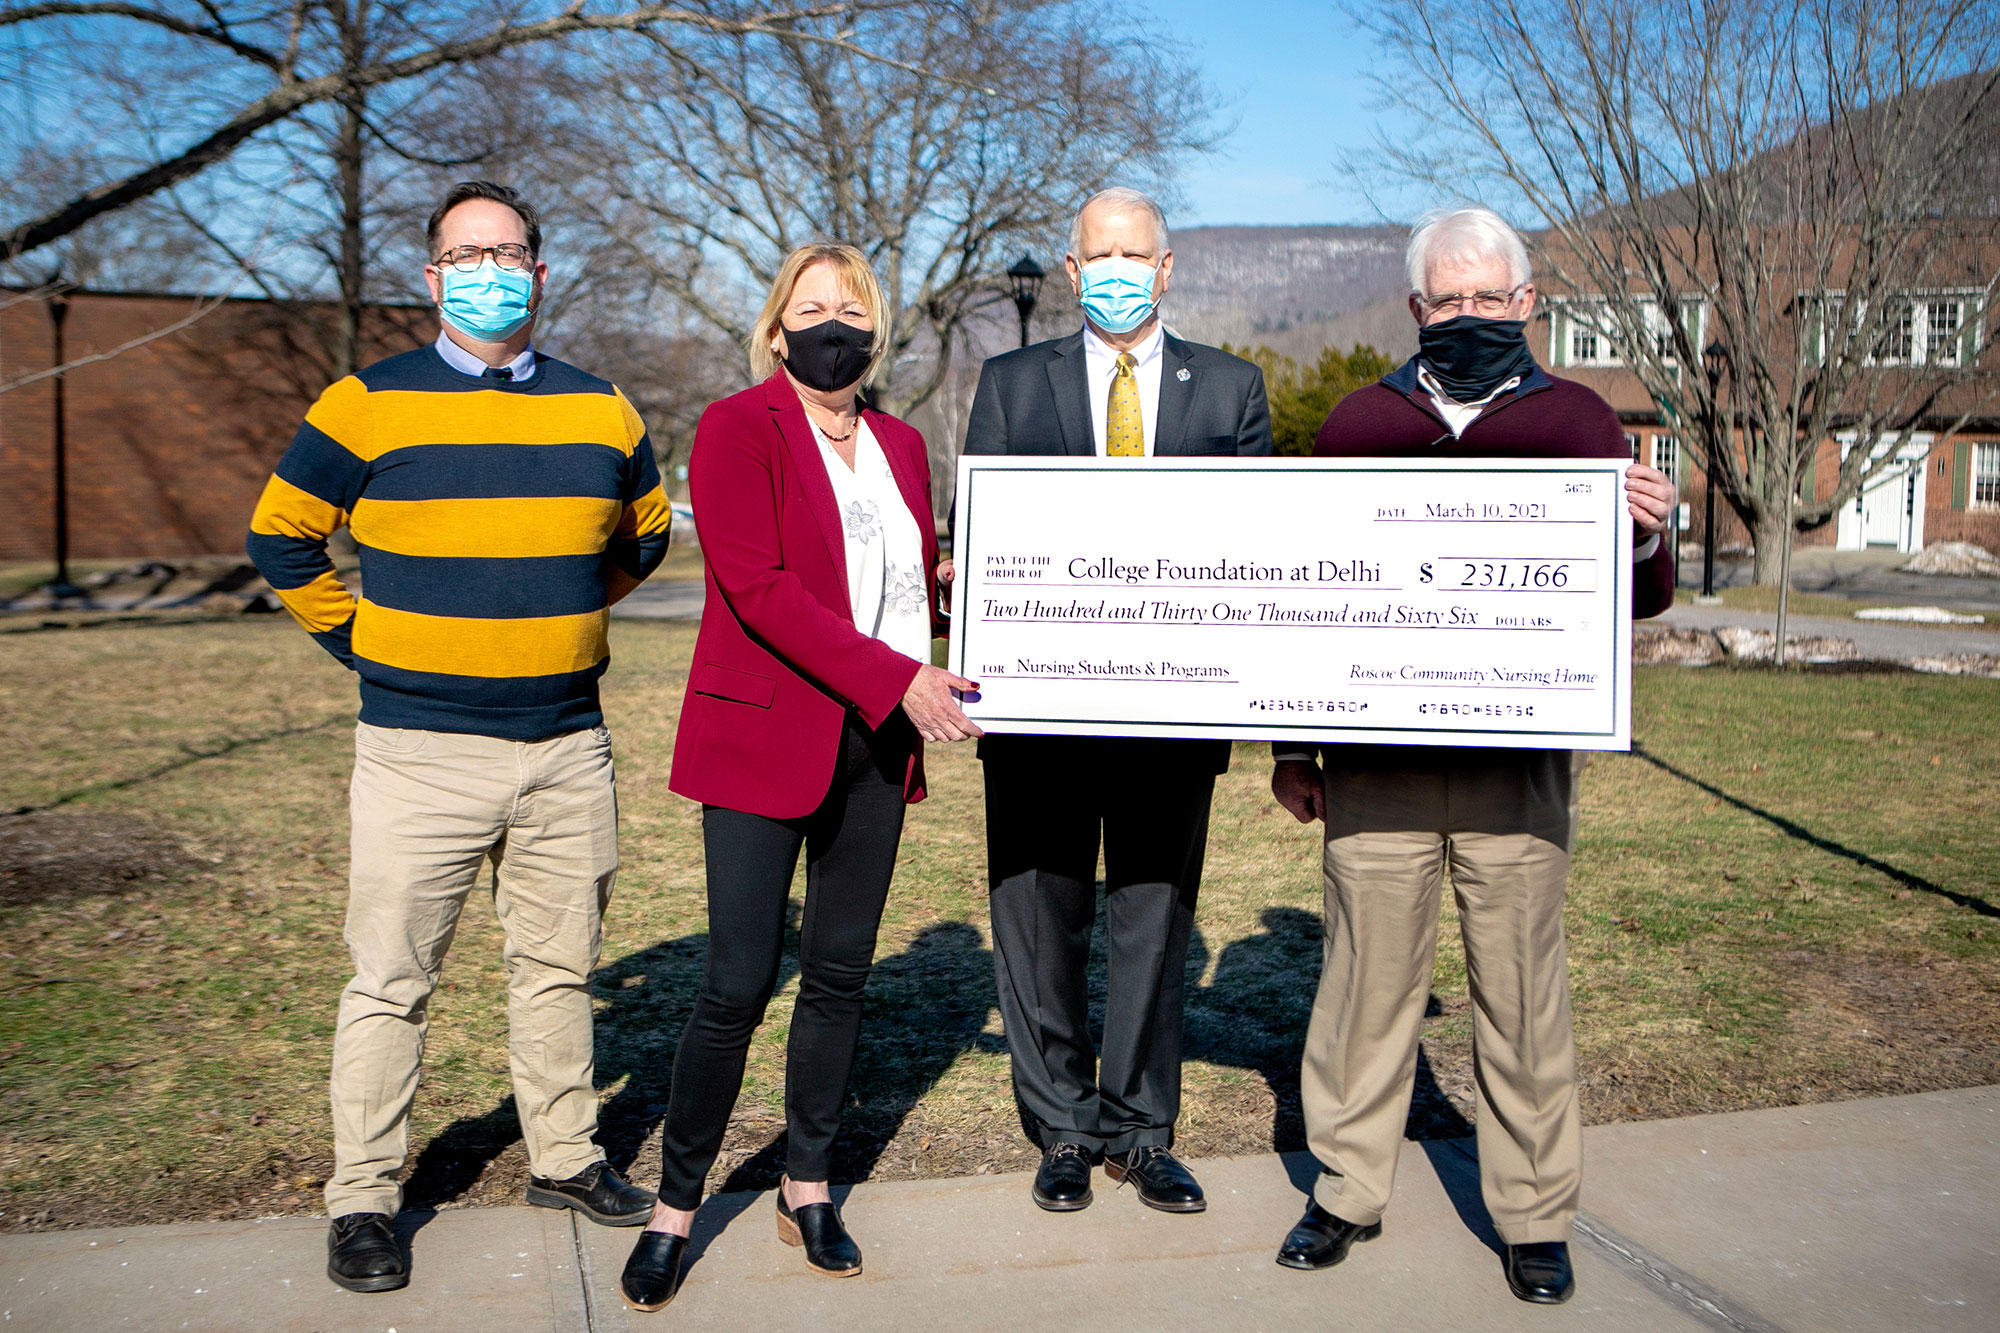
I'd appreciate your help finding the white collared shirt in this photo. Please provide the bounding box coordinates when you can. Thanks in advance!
[1082,322,1166,456]
[434,329,538,383]
[1417,364,1519,439]
[812,417,932,668]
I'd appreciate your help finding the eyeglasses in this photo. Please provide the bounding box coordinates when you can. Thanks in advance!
[1420,284,1527,317]
[432,243,534,272]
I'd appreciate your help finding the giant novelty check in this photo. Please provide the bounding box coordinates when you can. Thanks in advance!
[946,456,1634,750]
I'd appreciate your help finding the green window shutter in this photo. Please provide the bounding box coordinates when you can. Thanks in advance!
[1806,302,1824,364]
[1548,308,1567,366]
[1952,440,1971,509]
[1799,445,1816,502]
[1963,298,1982,366]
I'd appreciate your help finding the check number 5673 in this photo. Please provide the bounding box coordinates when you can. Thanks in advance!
[1417,559,1598,593]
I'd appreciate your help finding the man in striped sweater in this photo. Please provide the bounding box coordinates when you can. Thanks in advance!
[247,182,672,1294]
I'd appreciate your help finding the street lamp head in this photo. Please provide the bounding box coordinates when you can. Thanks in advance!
[1007,252,1045,306]
[1006,252,1044,348]
[1702,339,1727,387]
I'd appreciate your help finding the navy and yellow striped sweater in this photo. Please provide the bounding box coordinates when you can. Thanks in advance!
[247,345,672,741]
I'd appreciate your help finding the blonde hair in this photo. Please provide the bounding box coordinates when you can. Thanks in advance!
[747,242,890,384]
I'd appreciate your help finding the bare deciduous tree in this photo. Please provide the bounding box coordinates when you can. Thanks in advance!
[536,0,1215,417]
[0,0,927,263]
[1358,0,2000,631]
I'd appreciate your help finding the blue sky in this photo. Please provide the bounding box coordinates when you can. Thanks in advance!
[1147,0,1426,227]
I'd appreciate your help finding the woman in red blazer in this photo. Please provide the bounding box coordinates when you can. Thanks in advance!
[620,243,979,1312]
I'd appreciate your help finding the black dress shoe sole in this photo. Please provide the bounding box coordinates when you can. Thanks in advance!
[524,1184,651,1227]
[775,1208,863,1276]
[326,1261,409,1294]
[1031,1182,1094,1211]
[1102,1159,1206,1213]
[1274,1221,1382,1271]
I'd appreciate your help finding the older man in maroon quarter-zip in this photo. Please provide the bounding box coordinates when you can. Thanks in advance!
[1266,205,1677,1306]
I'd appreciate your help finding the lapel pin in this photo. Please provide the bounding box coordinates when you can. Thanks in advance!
[1177,368,1191,382]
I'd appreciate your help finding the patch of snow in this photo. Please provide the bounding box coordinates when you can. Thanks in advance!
[1899,542,2000,577]
[1853,606,1985,623]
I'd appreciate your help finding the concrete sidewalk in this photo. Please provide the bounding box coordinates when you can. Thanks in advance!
[4,1086,1993,1331]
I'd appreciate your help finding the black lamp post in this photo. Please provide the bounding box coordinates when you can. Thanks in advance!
[1700,339,1729,599]
[1006,252,1045,348]
[46,276,81,600]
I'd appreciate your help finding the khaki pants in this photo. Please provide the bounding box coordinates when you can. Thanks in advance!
[325,722,619,1218]
[1301,752,1580,1245]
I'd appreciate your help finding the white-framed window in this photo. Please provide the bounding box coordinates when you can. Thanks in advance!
[1927,300,1964,365]
[1551,296,1705,368]
[1570,322,1601,364]
[1819,290,1983,366]
[1974,442,2000,509]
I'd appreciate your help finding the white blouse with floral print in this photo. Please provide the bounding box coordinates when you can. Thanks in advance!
[811,417,931,669]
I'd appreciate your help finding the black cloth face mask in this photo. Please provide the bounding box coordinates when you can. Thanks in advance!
[1416,314,1537,402]
[781,318,875,393]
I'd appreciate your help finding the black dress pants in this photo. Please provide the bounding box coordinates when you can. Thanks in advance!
[655,712,910,1210]
[982,735,1219,1156]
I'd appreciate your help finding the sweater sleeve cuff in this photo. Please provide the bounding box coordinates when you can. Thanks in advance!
[1633,533,1661,563]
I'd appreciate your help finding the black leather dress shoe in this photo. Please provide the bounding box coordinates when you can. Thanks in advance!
[1031,1141,1095,1212]
[326,1212,408,1293]
[1505,1241,1576,1304]
[1104,1144,1205,1213]
[776,1189,862,1276]
[525,1161,655,1226]
[620,1230,688,1312]
[1275,1203,1381,1271]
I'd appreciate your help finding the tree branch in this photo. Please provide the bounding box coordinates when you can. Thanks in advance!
[0,1,283,68]
[0,1,904,260]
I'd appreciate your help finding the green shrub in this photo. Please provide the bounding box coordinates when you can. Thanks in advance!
[1225,343,1395,456]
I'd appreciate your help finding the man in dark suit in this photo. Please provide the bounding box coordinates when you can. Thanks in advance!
[954,186,1272,1215]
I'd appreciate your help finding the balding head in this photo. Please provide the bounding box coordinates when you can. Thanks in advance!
[1069,187,1169,261]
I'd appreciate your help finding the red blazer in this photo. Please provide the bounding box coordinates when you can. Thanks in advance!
[669,372,944,819]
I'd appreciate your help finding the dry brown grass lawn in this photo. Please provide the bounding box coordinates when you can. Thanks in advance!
[1,617,1995,1231]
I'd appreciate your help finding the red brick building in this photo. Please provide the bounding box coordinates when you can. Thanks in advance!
[0,288,428,563]
[1544,360,2000,559]
[1533,288,1999,559]
[1523,72,2000,562]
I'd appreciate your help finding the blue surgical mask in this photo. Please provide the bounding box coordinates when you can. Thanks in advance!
[1077,255,1161,334]
[438,259,537,341]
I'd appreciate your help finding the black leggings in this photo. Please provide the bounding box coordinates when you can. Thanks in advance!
[655,712,911,1210]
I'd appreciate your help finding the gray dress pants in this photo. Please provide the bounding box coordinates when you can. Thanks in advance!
[982,735,1218,1156]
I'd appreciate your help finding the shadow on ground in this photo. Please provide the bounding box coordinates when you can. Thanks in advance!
[403,897,1474,1212]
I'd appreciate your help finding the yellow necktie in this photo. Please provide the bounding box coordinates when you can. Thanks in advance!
[1106,352,1144,456]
